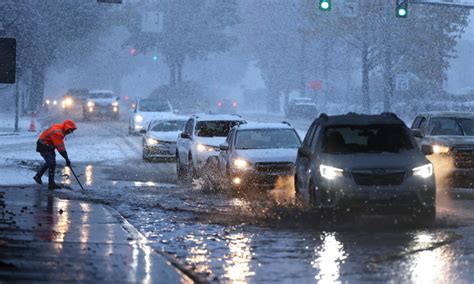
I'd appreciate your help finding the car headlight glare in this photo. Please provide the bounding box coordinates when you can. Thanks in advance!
[233,159,250,169]
[433,144,450,154]
[135,114,143,122]
[45,100,50,105]
[197,144,215,152]
[413,164,433,178]
[320,165,343,180]
[87,101,95,108]
[112,101,119,107]
[146,138,159,145]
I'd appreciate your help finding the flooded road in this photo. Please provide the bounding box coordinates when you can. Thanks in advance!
[10,119,474,283]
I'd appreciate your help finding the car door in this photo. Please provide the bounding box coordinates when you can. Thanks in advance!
[296,122,319,191]
[178,118,194,163]
[218,128,235,177]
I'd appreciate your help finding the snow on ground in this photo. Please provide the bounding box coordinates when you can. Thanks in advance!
[0,167,36,185]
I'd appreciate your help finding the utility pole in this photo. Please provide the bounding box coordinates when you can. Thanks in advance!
[383,1,394,112]
[14,75,19,132]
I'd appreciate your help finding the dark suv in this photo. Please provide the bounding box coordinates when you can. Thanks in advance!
[295,113,436,224]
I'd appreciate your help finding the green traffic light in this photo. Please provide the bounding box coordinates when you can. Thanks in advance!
[319,0,331,11]
[396,7,407,17]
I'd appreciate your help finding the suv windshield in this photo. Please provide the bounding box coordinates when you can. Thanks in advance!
[195,121,240,137]
[429,117,474,136]
[322,124,414,154]
[151,120,186,132]
[89,93,113,99]
[139,100,171,112]
[235,129,301,149]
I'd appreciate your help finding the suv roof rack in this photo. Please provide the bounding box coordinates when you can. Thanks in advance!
[319,113,328,120]
[380,112,399,119]
[281,121,292,126]
[231,113,242,118]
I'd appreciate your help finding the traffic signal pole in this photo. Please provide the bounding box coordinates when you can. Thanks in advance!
[410,0,474,9]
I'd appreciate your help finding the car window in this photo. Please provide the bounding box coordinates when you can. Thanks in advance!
[429,117,474,136]
[419,118,427,131]
[151,120,186,132]
[89,92,113,99]
[139,99,171,112]
[411,117,422,129]
[226,128,235,144]
[303,122,318,146]
[322,124,415,154]
[310,125,321,152]
[195,121,240,137]
[235,129,301,149]
[185,119,194,134]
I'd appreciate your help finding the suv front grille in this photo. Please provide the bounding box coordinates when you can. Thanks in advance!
[352,169,405,186]
[454,146,474,169]
[254,162,294,173]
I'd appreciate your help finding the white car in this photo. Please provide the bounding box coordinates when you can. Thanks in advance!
[176,114,246,179]
[129,98,174,135]
[84,90,120,120]
[212,122,301,190]
[142,117,187,162]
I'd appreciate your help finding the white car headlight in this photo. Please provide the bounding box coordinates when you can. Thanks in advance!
[432,145,450,154]
[87,101,95,108]
[135,114,143,123]
[112,101,119,107]
[197,144,215,152]
[320,165,343,180]
[45,100,50,105]
[146,138,159,146]
[233,158,250,170]
[53,100,57,105]
[413,164,433,178]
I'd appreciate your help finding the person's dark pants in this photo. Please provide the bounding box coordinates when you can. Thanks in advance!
[36,150,56,185]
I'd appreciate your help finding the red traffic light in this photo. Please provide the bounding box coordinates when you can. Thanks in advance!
[130,48,137,56]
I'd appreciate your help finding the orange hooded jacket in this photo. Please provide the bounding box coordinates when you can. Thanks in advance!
[38,120,77,152]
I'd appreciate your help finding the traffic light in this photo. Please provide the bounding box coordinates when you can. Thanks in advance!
[152,55,158,61]
[319,0,331,11]
[130,47,137,56]
[396,0,408,18]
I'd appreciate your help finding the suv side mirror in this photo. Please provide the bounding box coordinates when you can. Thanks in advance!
[180,132,191,139]
[140,129,146,134]
[219,143,229,151]
[421,145,433,155]
[412,129,423,139]
[298,146,311,157]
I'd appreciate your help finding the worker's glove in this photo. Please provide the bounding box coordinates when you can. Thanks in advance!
[66,159,72,167]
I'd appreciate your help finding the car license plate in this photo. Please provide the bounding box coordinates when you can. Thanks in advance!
[100,109,107,114]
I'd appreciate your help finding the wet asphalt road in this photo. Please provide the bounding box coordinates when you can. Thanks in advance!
[17,118,474,283]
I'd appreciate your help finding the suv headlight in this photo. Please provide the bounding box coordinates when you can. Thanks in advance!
[320,165,343,180]
[135,114,143,122]
[146,138,159,146]
[233,158,250,170]
[432,145,450,154]
[87,101,95,108]
[112,101,119,107]
[413,164,433,178]
[197,144,216,152]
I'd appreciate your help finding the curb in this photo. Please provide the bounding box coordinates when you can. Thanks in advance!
[104,205,206,284]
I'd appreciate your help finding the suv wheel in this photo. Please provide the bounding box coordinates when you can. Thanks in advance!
[413,206,436,226]
[308,180,319,207]
[188,154,199,179]
[176,153,186,179]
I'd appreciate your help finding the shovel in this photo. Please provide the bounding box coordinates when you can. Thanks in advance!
[68,166,85,191]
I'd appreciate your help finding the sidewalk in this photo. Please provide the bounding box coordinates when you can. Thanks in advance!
[0,186,195,283]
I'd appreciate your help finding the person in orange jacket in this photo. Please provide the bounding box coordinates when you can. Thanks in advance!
[33,120,77,189]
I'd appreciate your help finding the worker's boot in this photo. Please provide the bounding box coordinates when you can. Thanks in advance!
[48,169,61,190]
[33,175,43,185]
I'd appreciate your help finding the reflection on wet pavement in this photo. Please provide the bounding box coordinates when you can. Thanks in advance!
[223,232,255,283]
[312,232,347,283]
